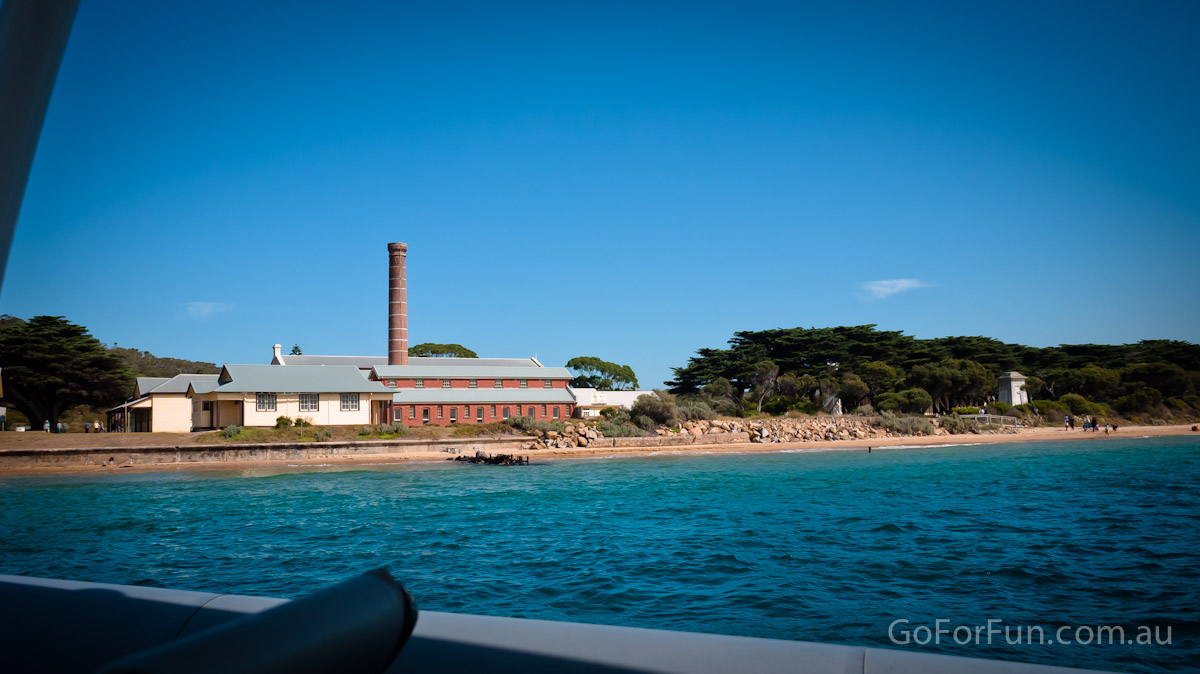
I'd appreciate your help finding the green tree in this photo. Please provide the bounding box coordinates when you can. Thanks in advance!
[290,344,303,355]
[898,388,933,414]
[408,343,478,358]
[856,361,901,400]
[0,316,135,429]
[748,360,779,413]
[839,373,870,410]
[907,359,991,412]
[566,356,639,390]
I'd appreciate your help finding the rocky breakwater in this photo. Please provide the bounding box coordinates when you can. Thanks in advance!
[522,422,601,450]
[663,417,890,443]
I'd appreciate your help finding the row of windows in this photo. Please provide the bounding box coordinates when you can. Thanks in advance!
[407,379,556,389]
[405,404,568,422]
[255,393,359,412]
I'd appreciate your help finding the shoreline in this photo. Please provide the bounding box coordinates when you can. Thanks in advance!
[0,424,1193,476]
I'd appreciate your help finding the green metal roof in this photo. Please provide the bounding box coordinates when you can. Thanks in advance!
[372,365,571,380]
[205,364,392,394]
[391,389,576,404]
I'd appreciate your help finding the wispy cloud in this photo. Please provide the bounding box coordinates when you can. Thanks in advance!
[185,301,233,319]
[858,279,931,301]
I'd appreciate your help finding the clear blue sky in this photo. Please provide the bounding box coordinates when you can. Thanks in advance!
[3,0,1198,387]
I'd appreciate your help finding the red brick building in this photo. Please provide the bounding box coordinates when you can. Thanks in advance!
[370,359,575,426]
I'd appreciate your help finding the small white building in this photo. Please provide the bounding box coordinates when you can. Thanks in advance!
[998,371,1029,406]
[570,388,657,418]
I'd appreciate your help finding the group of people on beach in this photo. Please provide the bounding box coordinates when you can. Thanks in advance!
[42,420,107,433]
[1063,414,1117,435]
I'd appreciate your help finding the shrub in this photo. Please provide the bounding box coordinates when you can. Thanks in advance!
[856,404,874,416]
[1114,388,1164,415]
[952,407,980,415]
[314,427,333,441]
[898,388,933,414]
[294,417,312,427]
[939,415,979,434]
[599,407,619,420]
[1058,393,1098,416]
[989,401,1014,415]
[358,425,374,436]
[1165,398,1190,413]
[597,422,644,437]
[222,425,242,439]
[873,393,901,413]
[505,416,566,433]
[630,392,678,426]
[677,401,716,421]
[633,414,656,431]
[275,416,293,428]
[788,400,823,415]
[375,423,406,436]
[871,412,935,436]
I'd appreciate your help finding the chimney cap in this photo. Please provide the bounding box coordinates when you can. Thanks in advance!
[388,242,408,253]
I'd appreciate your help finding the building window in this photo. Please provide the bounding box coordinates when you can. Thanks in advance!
[544,380,552,388]
[442,379,451,388]
[410,406,416,419]
[541,404,547,417]
[422,408,430,423]
[490,404,496,418]
[469,379,477,388]
[450,407,457,423]
[415,379,424,388]
[256,393,276,412]
[520,379,528,388]
[476,407,484,422]
[502,407,510,419]
[300,393,319,412]
[553,406,560,419]
[340,393,360,411]
[494,380,503,388]
[528,406,535,417]
[202,401,213,412]
[437,405,443,419]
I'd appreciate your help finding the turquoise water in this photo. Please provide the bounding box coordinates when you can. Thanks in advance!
[2,437,1198,673]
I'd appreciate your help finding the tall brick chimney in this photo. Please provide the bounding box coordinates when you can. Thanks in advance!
[388,242,408,365]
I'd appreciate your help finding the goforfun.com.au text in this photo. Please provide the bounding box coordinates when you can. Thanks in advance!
[889,619,1172,647]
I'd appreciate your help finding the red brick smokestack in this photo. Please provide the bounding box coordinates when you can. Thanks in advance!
[388,242,408,365]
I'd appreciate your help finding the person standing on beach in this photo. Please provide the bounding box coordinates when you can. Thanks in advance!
[44,420,50,432]
[85,421,91,433]
[1064,415,1070,431]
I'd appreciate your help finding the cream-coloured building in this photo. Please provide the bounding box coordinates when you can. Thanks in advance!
[998,371,1030,406]
[570,388,657,418]
[187,364,394,428]
[108,374,220,432]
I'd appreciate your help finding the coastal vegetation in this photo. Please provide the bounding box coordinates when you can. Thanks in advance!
[408,343,477,358]
[0,316,135,429]
[667,325,1200,425]
[566,356,639,390]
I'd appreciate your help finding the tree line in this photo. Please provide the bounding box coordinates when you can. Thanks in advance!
[667,325,1200,419]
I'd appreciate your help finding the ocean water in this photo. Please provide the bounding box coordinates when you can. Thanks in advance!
[2,436,1198,673]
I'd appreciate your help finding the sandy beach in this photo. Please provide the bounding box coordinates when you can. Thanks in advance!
[0,423,1193,476]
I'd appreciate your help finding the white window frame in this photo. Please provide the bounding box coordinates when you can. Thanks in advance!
[543,380,552,388]
[494,379,503,388]
[415,379,424,388]
[299,393,319,412]
[442,379,451,388]
[256,393,276,412]
[519,379,528,388]
[469,379,477,388]
[340,393,360,411]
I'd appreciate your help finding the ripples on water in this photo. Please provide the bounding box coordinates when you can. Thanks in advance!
[2,437,1198,673]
